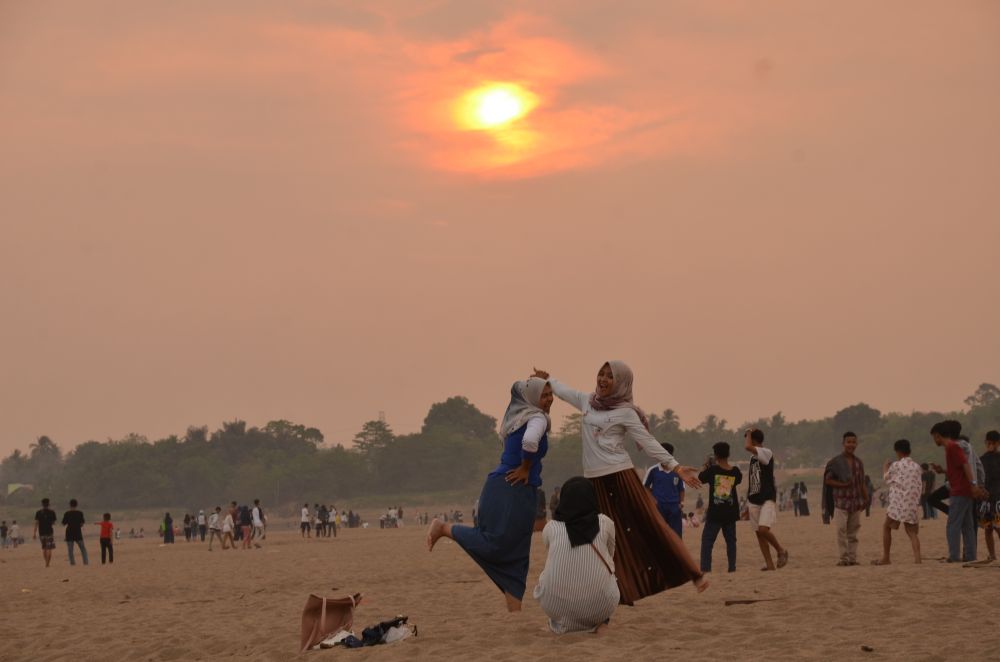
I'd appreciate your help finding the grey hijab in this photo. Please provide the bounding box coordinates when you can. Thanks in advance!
[499,378,551,440]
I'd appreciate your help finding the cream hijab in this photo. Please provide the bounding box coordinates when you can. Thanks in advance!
[499,377,552,440]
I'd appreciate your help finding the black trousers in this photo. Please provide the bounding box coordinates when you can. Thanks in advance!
[929,485,950,515]
[100,538,114,564]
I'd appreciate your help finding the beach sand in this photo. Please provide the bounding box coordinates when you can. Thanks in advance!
[0,508,996,661]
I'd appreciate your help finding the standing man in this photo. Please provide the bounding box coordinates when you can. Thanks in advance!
[930,420,985,563]
[980,431,1000,562]
[824,432,867,566]
[874,439,923,565]
[301,503,311,538]
[32,497,58,567]
[197,510,207,542]
[698,441,742,573]
[251,499,265,546]
[62,498,89,566]
[745,428,788,570]
[643,442,686,537]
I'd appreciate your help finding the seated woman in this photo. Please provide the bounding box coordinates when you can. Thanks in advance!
[534,477,619,634]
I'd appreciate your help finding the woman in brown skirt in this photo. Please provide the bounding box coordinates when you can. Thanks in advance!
[532,361,708,604]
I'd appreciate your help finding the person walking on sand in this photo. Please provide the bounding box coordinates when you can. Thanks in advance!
[97,513,115,564]
[534,477,620,634]
[532,362,708,604]
[33,497,58,567]
[251,499,265,547]
[745,428,789,571]
[825,432,867,566]
[207,506,224,551]
[873,439,923,565]
[197,510,207,542]
[699,442,742,573]
[221,507,235,550]
[62,499,89,566]
[427,377,553,612]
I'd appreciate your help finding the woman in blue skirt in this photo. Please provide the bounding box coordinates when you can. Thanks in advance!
[427,377,553,611]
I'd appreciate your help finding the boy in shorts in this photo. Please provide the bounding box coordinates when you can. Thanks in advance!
[745,428,788,570]
[874,439,922,564]
[33,497,58,567]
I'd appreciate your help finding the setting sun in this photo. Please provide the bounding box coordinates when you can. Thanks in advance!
[456,83,538,130]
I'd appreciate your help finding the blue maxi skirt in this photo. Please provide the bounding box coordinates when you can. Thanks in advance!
[451,473,537,601]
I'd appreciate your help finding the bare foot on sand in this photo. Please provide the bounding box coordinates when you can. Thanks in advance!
[426,518,447,551]
[504,592,522,612]
[594,622,610,636]
[694,576,710,593]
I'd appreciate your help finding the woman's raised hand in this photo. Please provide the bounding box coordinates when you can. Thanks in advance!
[531,367,550,380]
[674,465,703,489]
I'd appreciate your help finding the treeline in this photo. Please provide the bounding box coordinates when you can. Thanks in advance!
[2,384,998,512]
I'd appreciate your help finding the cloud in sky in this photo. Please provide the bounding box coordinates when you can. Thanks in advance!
[0,1,998,453]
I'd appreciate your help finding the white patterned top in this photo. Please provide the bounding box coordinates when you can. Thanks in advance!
[884,456,923,525]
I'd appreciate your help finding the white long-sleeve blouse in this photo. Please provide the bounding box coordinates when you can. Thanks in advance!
[550,379,678,478]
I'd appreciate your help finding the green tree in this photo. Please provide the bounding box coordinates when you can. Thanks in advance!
[964,383,1000,410]
[833,403,882,435]
[353,420,395,456]
[422,396,497,442]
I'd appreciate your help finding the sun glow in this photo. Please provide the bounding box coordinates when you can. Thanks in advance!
[457,83,537,130]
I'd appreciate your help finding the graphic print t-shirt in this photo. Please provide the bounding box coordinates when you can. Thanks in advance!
[698,465,743,523]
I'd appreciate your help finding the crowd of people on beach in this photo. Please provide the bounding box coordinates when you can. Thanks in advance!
[6,359,999,641]
[427,361,1000,635]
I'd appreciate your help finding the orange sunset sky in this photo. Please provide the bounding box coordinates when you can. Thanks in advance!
[1,1,998,455]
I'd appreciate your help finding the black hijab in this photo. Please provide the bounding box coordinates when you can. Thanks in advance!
[553,476,600,547]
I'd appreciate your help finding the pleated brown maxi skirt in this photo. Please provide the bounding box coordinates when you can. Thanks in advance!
[590,469,702,605]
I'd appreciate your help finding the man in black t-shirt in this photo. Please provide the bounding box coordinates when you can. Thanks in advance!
[698,442,743,573]
[33,497,58,567]
[62,498,89,566]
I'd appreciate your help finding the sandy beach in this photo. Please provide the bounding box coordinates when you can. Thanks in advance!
[1,505,996,662]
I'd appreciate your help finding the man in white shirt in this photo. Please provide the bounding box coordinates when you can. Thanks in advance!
[301,503,311,538]
[251,499,265,546]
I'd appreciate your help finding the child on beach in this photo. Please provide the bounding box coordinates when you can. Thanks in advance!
[873,440,922,565]
[98,513,114,564]
[9,521,20,548]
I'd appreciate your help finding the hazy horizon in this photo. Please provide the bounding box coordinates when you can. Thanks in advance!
[2,1,998,456]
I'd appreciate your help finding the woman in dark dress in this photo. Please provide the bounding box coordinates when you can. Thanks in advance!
[428,377,553,612]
